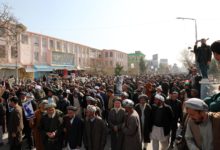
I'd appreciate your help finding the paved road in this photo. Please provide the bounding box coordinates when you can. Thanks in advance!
[1,133,154,150]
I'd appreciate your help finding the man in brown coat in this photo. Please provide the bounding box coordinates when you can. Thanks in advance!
[29,100,48,150]
[8,96,24,150]
[185,98,220,150]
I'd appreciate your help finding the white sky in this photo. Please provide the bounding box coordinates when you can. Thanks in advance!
[3,0,220,66]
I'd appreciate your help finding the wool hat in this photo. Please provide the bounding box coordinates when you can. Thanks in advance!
[45,102,57,109]
[87,105,97,112]
[67,106,78,111]
[86,96,97,102]
[122,99,134,108]
[185,98,208,111]
[154,94,165,102]
[138,94,148,100]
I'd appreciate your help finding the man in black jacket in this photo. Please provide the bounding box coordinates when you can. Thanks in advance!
[151,94,173,150]
[135,94,152,150]
[194,38,212,78]
[165,91,183,148]
[39,102,63,150]
[63,106,83,149]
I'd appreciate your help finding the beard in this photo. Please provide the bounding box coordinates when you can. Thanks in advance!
[193,116,204,125]
[194,120,203,125]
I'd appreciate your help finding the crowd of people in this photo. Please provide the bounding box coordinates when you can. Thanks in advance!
[0,67,218,150]
[0,40,220,150]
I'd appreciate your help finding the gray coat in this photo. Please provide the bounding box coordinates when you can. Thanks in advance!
[108,108,125,150]
[122,110,142,150]
[83,117,107,150]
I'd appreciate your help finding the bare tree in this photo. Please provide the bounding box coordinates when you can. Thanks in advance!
[0,3,26,43]
[179,48,194,69]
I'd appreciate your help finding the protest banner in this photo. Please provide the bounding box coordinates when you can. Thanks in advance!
[22,100,35,120]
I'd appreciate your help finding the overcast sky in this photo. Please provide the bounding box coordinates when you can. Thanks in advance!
[2,0,220,66]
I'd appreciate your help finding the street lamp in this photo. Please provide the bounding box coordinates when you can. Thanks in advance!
[176,17,198,42]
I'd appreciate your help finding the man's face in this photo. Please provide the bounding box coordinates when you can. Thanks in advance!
[86,110,94,119]
[187,108,204,124]
[114,101,121,108]
[47,107,55,116]
[213,52,220,62]
[139,98,146,105]
[67,110,75,118]
[154,98,163,106]
[48,91,53,97]
[124,106,131,113]
[201,39,206,45]
[171,93,178,100]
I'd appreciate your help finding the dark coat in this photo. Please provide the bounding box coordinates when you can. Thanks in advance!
[39,110,63,150]
[83,117,107,150]
[63,115,83,149]
[135,103,152,143]
[165,99,183,125]
[8,105,24,146]
[151,104,174,136]
[0,103,6,126]
[194,44,212,64]
[108,108,125,150]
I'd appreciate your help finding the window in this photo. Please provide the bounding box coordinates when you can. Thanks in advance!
[110,61,113,66]
[69,43,74,53]
[105,52,108,57]
[63,42,68,52]
[110,52,113,57]
[56,41,61,50]
[42,37,47,48]
[34,51,39,62]
[33,36,39,47]
[0,45,6,58]
[21,34,29,44]
[0,28,5,37]
[11,46,17,58]
[50,39,55,49]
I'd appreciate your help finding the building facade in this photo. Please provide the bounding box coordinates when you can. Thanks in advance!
[0,30,129,79]
[128,51,145,75]
[101,49,128,75]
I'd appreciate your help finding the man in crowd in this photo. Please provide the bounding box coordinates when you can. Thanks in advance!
[19,91,36,149]
[29,100,48,150]
[185,98,220,150]
[108,97,125,150]
[39,102,63,150]
[63,106,83,150]
[8,96,23,150]
[0,97,6,146]
[165,91,183,148]
[122,99,142,150]
[194,38,212,79]
[211,40,220,62]
[57,91,70,114]
[83,105,107,150]
[151,94,173,150]
[135,94,152,150]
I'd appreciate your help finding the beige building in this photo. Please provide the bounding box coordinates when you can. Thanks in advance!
[101,49,128,75]
[0,28,129,79]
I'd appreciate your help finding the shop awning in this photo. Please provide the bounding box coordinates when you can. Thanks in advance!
[51,65,75,71]
[0,64,23,69]
[33,65,75,72]
[34,65,53,72]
